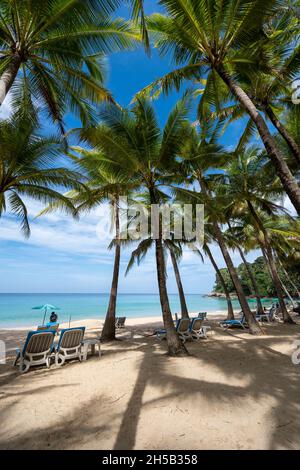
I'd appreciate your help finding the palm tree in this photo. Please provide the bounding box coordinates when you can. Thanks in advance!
[224,222,265,315]
[0,0,139,131]
[124,195,190,318]
[80,98,190,355]
[203,242,235,320]
[194,10,300,166]
[179,126,262,334]
[125,233,190,319]
[64,147,135,341]
[140,0,300,214]
[220,146,296,323]
[0,114,82,236]
[167,241,189,318]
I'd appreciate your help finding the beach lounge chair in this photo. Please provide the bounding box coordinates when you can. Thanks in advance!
[14,330,56,373]
[177,318,192,342]
[219,313,246,329]
[256,305,279,323]
[256,311,270,323]
[54,327,85,366]
[115,317,126,328]
[37,322,59,334]
[268,305,280,321]
[197,312,207,320]
[156,318,191,343]
[190,317,208,340]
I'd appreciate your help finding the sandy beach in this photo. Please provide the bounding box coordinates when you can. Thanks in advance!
[1,312,300,450]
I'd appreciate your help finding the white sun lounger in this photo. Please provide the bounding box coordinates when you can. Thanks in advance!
[14,330,56,373]
[54,327,85,366]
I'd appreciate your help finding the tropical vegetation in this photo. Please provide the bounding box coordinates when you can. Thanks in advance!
[214,256,300,299]
[0,0,299,355]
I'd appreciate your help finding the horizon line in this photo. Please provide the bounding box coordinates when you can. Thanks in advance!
[0,292,209,296]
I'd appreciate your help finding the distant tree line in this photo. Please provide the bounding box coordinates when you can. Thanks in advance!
[214,257,300,298]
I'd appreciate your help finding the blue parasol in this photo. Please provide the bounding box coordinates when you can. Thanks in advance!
[32,304,61,326]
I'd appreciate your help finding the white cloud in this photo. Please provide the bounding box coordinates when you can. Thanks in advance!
[283,195,297,217]
[0,93,12,120]
[0,199,113,258]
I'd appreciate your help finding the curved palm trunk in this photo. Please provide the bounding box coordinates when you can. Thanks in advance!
[247,202,295,324]
[204,243,235,320]
[169,248,189,318]
[198,178,262,334]
[261,245,294,323]
[150,188,187,356]
[213,221,263,334]
[101,198,120,341]
[216,65,300,215]
[280,278,296,308]
[265,105,300,166]
[237,246,264,315]
[277,257,300,299]
[0,55,21,105]
[155,237,188,355]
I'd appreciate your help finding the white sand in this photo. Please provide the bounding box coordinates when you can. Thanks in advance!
[0,312,300,450]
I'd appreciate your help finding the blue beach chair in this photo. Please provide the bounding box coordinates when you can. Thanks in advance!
[219,313,247,329]
[196,312,207,320]
[37,322,60,334]
[14,330,56,373]
[190,317,208,340]
[54,327,85,366]
[157,318,191,343]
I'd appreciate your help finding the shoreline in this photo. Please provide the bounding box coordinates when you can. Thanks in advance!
[0,310,230,332]
[1,313,300,449]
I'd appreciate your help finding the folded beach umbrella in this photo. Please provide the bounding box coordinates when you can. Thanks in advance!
[32,304,61,326]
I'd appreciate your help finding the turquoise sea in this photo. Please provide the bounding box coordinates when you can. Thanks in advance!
[0,293,276,329]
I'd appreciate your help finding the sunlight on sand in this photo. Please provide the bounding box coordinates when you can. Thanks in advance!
[0,313,300,450]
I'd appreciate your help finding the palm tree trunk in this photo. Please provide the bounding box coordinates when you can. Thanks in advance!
[262,245,294,323]
[204,243,235,320]
[247,202,295,324]
[169,248,189,318]
[0,55,21,105]
[101,198,120,341]
[149,187,187,355]
[212,221,263,334]
[277,257,300,299]
[198,177,262,333]
[155,237,188,355]
[216,65,300,215]
[237,246,264,315]
[265,105,300,165]
[280,278,296,308]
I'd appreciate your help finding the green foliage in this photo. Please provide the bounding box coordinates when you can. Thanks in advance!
[0,113,83,236]
[0,0,140,130]
[214,256,300,297]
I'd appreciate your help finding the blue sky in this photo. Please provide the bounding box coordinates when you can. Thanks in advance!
[0,1,267,294]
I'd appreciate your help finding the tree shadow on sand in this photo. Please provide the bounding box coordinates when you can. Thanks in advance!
[114,324,300,450]
[0,322,300,450]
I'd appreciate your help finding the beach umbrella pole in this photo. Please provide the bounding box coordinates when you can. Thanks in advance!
[42,307,47,326]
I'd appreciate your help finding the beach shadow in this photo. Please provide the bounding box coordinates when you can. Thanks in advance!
[112,323,300,450]
[1,321,300,450]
